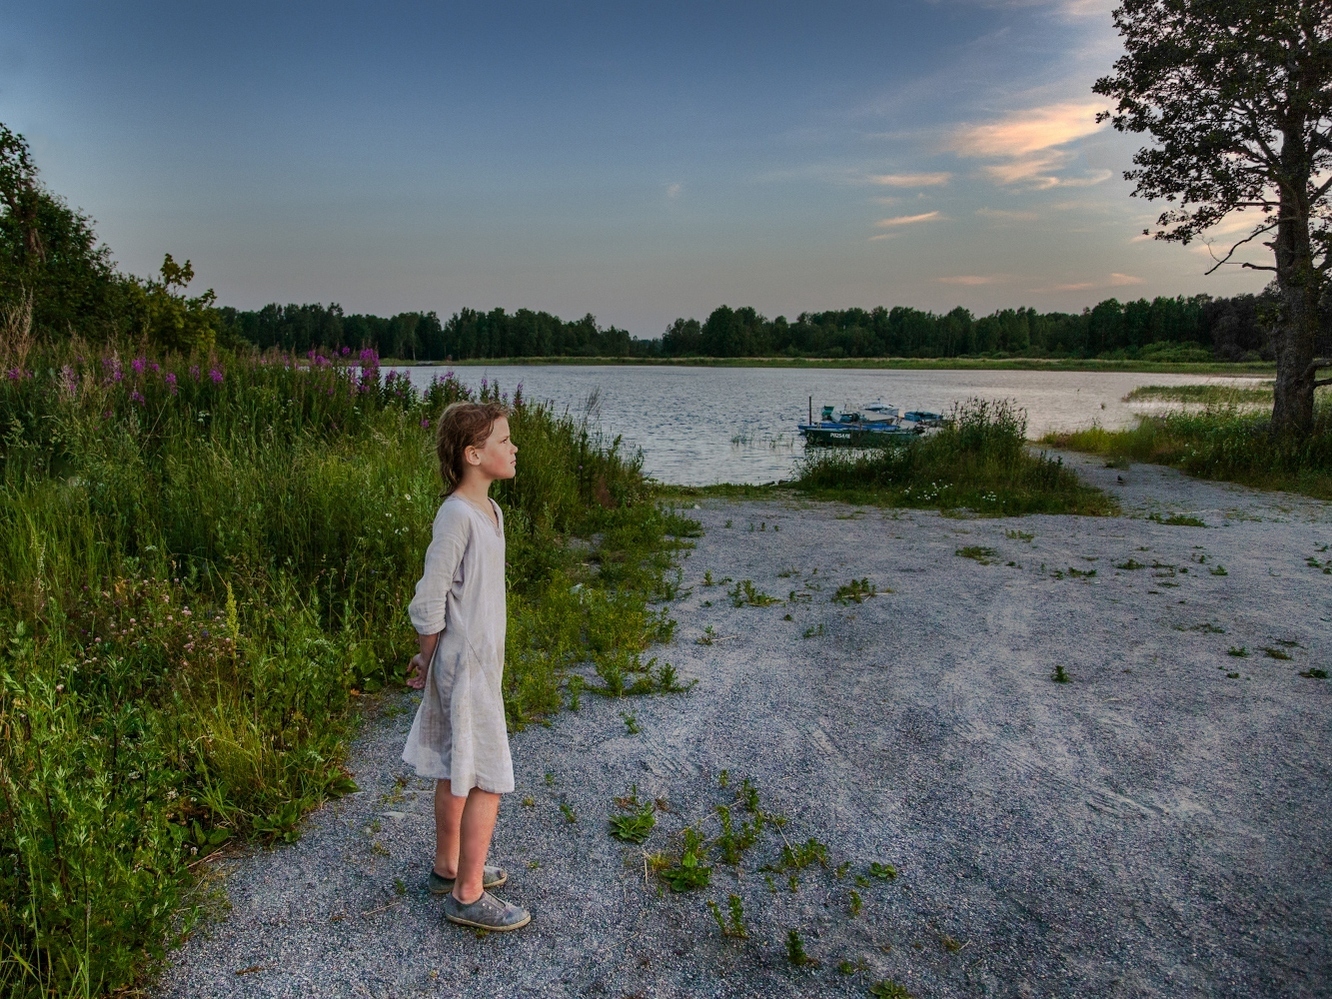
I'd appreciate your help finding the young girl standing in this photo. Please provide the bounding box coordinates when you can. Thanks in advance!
[403,401,531,931]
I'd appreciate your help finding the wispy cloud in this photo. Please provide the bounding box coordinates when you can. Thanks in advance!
[875,211,942,228]
[949,101,1109,189]
[865,172,951,188]
[976,207,1039,221]
[1047,272,1144,291]
[938,274,1006,285]
[665,182,682,199]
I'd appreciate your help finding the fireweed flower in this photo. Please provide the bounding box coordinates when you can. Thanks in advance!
[164,372,178,394]
[131,357,147,375]
[209,368,224,384]
[130,390,145,404]
[189,365,200,381]
[60,365,78,396]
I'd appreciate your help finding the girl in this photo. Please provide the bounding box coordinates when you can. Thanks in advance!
[403,400,530,931]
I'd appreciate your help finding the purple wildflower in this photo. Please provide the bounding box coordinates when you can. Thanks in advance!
[165,372,178,394]
[60,365,78,396]
[189,365,200,381]
[131,357,147,375]
[209,368,223,384]
[130,390,145,404]
[420,417,430,428]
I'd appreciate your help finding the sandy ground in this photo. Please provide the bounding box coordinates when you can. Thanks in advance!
[158,454,1331,999]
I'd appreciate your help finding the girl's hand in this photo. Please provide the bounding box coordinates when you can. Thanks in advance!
[405,653,428,689]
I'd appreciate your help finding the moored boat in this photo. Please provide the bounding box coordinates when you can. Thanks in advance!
[798,399,926,447]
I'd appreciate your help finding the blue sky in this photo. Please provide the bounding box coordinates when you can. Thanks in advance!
[1,0,1267,335]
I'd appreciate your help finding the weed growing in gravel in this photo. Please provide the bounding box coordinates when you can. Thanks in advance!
[786,929,818,967]
[707,895,749,939]
[1227,646,1249,657]
[697,625,717,645]
[1263,647,1293,660]
[1115,558,1147,570]
[1052,663,1071,683]
[620,711,641,734]
[838,957,870,975]
[870,979,915,998]
[1210,565,1229,575]
[869,862,898,880]
[1005,530,1035,542]
[803,623,826,639]
[832,578,878,604]
[1149,512,1206,527]
[559,801,577,824]
[766,837,830,873]
[956,546,998,564]
[608,786,656,844]
[1300,668,1328,679]
[659,828,712,891]
[849,890,863,916]
[567,675,584,710]
[728,579,780,607]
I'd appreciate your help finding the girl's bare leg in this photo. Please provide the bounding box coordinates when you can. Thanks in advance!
[433,780,501,904]
[433,779,465,878]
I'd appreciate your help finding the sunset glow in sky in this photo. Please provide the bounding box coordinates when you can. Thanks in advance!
[2,0,1269,335]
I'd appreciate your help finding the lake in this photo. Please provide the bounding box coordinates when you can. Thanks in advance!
[401,364,1261,486]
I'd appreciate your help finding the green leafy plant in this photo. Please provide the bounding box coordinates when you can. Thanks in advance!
[849,889,863,916]
[1299,668,1328,679]
[620,711,641,734]
[832,578,877,604]
[1052,663,1071,683]
[659,827,712,891]
[956,546,998,564]
[1149,512,1206,527]
[869,862,898,880]
[707,894,749,939]
[870,980,914,998]
[1227,646,1249,657]
[786,928,817,967]
[608,803,656,844]
[559,801,577,824]
[1263,647,1292,661]
[728,579,779,607]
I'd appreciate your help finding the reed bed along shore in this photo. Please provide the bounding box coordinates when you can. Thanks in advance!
[793,399,1116,517]
[0,344,694,997]
[1046,397,1332,501]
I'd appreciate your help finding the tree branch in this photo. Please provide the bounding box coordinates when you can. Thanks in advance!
[1314,378,1332,388]
[1205,222,1278,274]
[1306,358,1332,377]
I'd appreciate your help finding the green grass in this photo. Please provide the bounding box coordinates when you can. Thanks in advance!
[0,345,690,996]
[1045,400,1332,500]
[794,399,1116,516]
[1123,383,1273,405]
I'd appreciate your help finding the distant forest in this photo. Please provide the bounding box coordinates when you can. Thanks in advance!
[220,293,1279,363]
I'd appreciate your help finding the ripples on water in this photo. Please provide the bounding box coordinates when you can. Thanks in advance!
[403,365,1261,486]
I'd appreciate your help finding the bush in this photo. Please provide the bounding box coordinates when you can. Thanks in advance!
[795,398,1114,516]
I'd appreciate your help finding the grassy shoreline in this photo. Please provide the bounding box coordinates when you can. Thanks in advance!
[0,348,694,997]
[1045,404,1332,501]
[378,356,1276,376]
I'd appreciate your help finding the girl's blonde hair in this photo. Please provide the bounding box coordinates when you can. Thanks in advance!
[435,401,507,493]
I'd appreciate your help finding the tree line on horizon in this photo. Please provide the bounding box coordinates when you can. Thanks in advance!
[214,293,1276,363]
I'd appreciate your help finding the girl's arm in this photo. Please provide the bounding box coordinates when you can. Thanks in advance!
[405,631,440,690]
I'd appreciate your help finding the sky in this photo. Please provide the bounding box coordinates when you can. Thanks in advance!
[1,0,1269,336]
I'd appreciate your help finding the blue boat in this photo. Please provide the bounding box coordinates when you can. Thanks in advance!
[798,399,929,447]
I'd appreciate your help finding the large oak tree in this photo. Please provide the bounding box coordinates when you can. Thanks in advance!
[1095,0,1332,435]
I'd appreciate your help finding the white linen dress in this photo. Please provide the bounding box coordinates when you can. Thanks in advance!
[401,494,515,795]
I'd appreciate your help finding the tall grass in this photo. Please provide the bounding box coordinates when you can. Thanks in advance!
[795,398,1115,516]
[0,345,691,996]
[1045,398,1332,500]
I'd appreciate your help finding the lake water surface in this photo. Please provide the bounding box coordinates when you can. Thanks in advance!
[402,364,1261,486]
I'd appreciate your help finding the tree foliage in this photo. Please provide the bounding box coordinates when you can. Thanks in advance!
[0,123,219,349]
[1093,0,1332,433]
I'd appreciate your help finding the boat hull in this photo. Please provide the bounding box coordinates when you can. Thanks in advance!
[799,425,922,447]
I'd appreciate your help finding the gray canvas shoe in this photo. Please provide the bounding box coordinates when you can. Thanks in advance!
[427,865,508,895]
[442,890,531,931]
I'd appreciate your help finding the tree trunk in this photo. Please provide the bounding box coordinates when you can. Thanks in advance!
[1270,127,1319,438]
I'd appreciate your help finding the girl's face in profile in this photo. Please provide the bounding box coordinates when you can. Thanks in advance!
[468,416,517,481]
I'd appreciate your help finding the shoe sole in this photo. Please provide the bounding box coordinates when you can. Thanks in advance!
[444,910,531,932]
[428,873,508,895]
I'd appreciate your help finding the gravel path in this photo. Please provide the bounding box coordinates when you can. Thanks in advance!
[159,454,1332,999]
